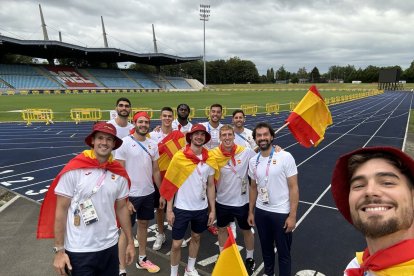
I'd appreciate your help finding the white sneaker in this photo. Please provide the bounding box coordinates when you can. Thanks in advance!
[230,221,237,239]
[184,267,199,276]
[181,238,189,248]
[152,233,166,250]
[133,236,139,248]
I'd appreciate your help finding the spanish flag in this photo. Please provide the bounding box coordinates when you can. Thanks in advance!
[37,150,130,239]
[157,130,186,179]
[209,144,245,182]
[160,145,218,201]
[212,227,249,276]
[286,85,332,147]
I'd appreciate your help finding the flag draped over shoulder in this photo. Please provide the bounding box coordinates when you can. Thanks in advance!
[345,239,414,276]
[286,85,332,148]
[160,145,218,201]
[157,130,186,179]
[36,150,130,239]
[209,144,245,182]
[212,227,248,276]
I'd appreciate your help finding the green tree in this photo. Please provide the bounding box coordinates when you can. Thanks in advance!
[310,67,321,83]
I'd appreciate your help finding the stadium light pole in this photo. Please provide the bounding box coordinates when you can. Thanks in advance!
[200,4,210,88]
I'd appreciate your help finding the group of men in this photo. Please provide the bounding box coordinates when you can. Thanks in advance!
[38,96,414,276]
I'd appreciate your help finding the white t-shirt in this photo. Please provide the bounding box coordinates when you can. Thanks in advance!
[216,148,256,207]
[248,150,297,213]
[172,119,193,133]
[201,122,223,149]
[344,257,376,275]
[234,128,257,149]
[115,136,159,197]
[149,130,169,143]
[54,168,129,252]
[174,161,215,211]
[107,118,134,139]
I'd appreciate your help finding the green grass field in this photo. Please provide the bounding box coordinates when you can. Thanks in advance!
[0,83,394,122]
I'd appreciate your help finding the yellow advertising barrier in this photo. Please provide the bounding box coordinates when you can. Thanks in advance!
[130,107,154,119]
[289,102,298,111]
[70,108,102,124]
[22,109,54,125]
[265,103,280,115]
[241,104,258,116]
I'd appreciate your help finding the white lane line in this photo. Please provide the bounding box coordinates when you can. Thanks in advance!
[0,153,77,169]
[299,200,337,210]
[70,133,76,138]
[0,164,64,180]
[56,131,62,134]
[0,145,84,151]
[0,194,20,213]
[11,178,54,190]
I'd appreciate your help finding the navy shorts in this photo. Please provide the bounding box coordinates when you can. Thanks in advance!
[129,192,155,224]
[216,202,251,230]
[66,244,118,276]
[172,207,208,240]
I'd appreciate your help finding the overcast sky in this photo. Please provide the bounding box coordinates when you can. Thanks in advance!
[1,0,414,74]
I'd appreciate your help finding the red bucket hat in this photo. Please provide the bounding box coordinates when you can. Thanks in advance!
[185,124,211,144]
[331,146,414,224]
[84,122,123,150]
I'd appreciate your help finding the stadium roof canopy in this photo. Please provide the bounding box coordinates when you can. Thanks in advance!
[0,35,201,66]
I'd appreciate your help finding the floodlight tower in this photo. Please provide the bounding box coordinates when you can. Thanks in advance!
[200,4,210,88]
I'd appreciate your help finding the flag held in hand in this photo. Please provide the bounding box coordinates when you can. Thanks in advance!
[212,226,249,276]
[285,85,332,147]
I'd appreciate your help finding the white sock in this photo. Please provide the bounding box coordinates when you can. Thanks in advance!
[171,265,179,276]
[187,257,196,271]
[246,249,254,259]
[139,255,146,262]
[119,269,126,275]
[219,246,223,252]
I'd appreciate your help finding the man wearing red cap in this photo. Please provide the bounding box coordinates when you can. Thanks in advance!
[37,122,135,276]
[115,111,162,274]
[331,146,414,275]
[160,124,218,276]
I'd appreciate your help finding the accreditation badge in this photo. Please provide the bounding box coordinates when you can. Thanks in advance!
[79,199,99,225]
[258,186,269,204]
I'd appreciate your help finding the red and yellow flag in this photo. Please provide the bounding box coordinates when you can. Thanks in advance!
[157,130,186,179]
[160,145,218,201]
[209,144,245,181]
[36,150,130,239]
[212,227,249,276]
[286,85,332,147]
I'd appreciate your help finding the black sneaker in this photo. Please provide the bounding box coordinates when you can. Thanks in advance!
[245,258,255,275]
[119,273,126,276]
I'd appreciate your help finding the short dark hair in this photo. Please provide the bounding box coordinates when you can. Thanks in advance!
[252,122,275,140]
[161,106,173,113]
[232,109,245,117]
[210,103,222,111]
[348,152,414,189]
[116,97,131,106]
[177,103,190,112]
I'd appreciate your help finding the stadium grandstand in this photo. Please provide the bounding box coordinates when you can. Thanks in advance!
[0,5,204,94]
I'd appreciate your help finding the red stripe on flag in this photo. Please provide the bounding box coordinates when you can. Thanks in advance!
[287,112,321,148]
[309,85,324,100]
[159,178,179,201]
[223,226,236,249]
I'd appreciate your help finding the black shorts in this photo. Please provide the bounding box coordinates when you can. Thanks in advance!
[66,244,118,276]
[172,207,208,240]
[129,192,155,225]
[216,202,251,230]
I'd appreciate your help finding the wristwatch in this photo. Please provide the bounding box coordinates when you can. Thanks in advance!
[53,246,65,254]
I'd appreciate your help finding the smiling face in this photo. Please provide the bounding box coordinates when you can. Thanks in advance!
[209,106,222,124]
[92,131,115,161]
[349,158,414,239]
[116,100,131,118]
[190,130,206,147]
[219,128,235,149]
[161,110,173,128]
[254,127,273,151]
[134,116,150,136]
[232,112,245,128]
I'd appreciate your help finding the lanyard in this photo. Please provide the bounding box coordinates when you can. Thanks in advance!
[254,147,275,181]
[235,132,248,142]
[90,170,107,197]
[227,160,244,182]
[130,135,152,158]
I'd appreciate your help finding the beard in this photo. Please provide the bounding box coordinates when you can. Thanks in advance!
[117,110,130,118]
[351,199,414,239]
[258,140,272,151]
[177,113,188,121]
[135,126,148,136]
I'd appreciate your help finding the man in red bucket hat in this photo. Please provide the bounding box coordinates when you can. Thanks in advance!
[37,122,135,276]
[160,123,218,276]
[331,146,414,275]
